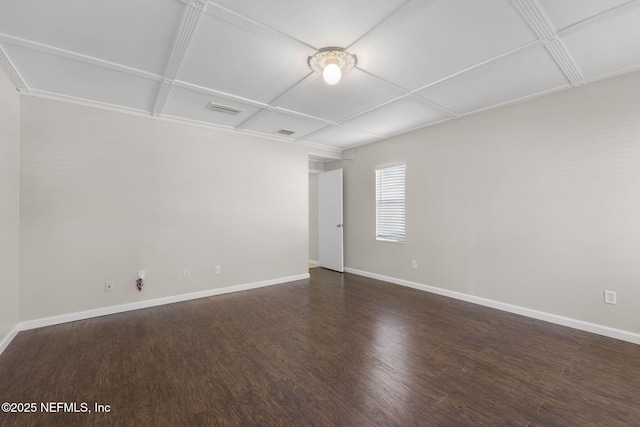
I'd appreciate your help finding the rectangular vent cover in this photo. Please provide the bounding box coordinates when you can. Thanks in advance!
[205,102,242,115]
[276,128,295,136]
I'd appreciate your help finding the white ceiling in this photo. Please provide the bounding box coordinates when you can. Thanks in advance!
[1,0,639,152]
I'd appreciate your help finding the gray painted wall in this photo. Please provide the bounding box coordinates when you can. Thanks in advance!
[342,70,640,335]
[19,97,309,321]
[0,69,20,344]
[309,172,319,263]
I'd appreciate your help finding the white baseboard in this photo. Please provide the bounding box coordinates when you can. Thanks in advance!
[0,273,309,356]
[0,324,20,356]
[4,268,638,356]
[345,267,640,345]
[308,260,319,266]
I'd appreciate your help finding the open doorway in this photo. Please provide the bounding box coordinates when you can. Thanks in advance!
[309,154,343,271]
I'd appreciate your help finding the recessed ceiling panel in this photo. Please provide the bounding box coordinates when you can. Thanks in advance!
[352,0,538,91]
[5,44,159,112]
[243,110,329,138]
[537,0,630,31]
[162,85,261,128]
[303,126,381,149]
[275,69,405,122]
[177,13,312,103]
[561,7,640,80]
[0,0,184,75]
[210,0,406,47]
[341,98,449,136]
[1,0,640,151]
[417,45,571,115]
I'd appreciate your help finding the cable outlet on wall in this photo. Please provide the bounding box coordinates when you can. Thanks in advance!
[411,259,418,269]
[138,270,145,279]
[604,290,616,305]
[215,265,221,274]
[184,268,191,278]
[105,281,114,293]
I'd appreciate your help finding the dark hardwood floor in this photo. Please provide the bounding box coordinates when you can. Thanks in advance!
[1,268,639,426]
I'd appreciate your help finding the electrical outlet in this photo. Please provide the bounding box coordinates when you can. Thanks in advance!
[105,281,114,293]
[411,259,417,269]
[184,268,191,278]
[215,265,221,274]
[138,270,145,279]
[604,290,616,305]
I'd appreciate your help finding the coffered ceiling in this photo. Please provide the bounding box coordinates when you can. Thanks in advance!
[1,0,639,151]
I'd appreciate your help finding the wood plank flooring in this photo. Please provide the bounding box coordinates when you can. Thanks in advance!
[1,268,639,426]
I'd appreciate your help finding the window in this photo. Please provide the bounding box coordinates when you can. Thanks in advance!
[376,165,405,243]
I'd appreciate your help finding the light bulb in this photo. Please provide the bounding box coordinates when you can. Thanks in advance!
[323,63,342,85]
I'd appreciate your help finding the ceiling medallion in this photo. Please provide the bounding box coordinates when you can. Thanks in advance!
[308,48,357,85]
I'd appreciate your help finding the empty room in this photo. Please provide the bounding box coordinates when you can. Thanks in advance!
[1,0,640,425]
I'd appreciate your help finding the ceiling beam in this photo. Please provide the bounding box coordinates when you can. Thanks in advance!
[511,0,584,86]
[0,44,29,93]
[152,0,205,116]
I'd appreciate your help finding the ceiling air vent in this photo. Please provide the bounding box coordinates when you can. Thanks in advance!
[275,129,295,136]
[205,102,242,115]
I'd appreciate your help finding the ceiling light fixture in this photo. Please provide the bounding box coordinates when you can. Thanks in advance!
[308,48,357,85]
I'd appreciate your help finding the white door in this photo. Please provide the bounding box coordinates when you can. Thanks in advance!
[318,169,344,272]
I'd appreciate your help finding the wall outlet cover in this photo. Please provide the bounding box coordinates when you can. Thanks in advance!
[604,290,616,305]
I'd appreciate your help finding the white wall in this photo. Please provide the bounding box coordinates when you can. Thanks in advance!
[19,97,309,321]
[0,69,20,344]
[343,70,640,335]
[324,160,343,172]
[309,172,319,263]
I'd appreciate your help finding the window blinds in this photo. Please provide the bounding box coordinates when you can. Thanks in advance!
[375,165,405,242]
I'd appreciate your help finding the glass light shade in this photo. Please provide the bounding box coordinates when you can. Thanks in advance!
[323,63,342,85]
[308,48,356,85]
